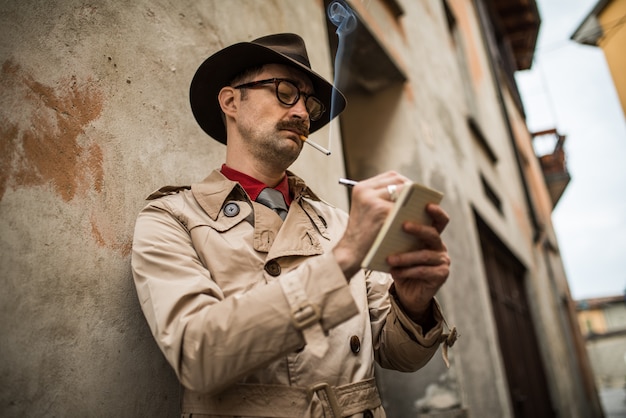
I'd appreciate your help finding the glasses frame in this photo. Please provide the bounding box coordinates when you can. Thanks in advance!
[233,78,326,122]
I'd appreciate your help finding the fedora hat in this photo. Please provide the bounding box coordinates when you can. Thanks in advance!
[189,33,347,144]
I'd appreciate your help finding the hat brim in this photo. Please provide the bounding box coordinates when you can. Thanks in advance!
[189,42,346,144]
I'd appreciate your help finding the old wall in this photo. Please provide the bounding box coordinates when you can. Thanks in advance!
[587,335,626,387]
[339,0,597,417]
[333,0,512,415]
[0,1,347,416]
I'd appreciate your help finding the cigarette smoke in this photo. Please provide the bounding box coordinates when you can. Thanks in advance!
[326,1,357,153]
[328,1,357,36]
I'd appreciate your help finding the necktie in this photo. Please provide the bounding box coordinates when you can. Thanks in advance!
[256,188,288,220]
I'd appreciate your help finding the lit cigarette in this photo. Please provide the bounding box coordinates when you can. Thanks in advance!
[301,136,331,155]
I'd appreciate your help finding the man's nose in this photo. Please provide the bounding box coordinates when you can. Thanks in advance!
[289,96,310,121]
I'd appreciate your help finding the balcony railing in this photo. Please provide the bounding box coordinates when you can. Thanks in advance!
[532,128,571,208]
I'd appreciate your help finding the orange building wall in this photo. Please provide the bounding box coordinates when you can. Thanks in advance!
[577,309,608,335]
[598,0,626,118]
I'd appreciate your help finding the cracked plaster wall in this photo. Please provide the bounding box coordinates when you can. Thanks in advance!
[0,1,345,416]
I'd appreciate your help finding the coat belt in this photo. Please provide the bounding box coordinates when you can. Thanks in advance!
[182,377,382,417]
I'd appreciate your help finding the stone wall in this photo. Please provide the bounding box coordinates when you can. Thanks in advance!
[0,1,345,416]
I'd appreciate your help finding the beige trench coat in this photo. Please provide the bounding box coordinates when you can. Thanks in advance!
[132,170,446,418]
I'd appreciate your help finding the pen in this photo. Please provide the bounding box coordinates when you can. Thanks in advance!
[338,178,358,187]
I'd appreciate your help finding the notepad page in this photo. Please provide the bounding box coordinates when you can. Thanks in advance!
[362,182,444,273]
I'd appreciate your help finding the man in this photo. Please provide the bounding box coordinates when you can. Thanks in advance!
[132,33,454,418]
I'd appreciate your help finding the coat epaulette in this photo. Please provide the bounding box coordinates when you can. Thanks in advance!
[146,185,191,200]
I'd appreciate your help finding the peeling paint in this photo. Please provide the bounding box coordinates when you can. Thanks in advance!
[91,215,132,257]
[0,60,103,202]
[1,60,129,255]
[0,123,19,200]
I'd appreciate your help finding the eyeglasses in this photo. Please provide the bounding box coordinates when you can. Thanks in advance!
[233,78,326,122]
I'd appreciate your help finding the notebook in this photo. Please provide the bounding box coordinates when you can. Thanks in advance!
[361,182,444,272]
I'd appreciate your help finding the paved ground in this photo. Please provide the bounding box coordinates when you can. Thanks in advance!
[601,387,626,418]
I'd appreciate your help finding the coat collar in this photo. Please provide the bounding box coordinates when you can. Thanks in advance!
[191,169,322,221]
[191,170,329,254]
[191,170,243,221]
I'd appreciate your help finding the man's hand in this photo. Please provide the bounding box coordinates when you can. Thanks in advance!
[387,203,450,323]
[333,171,410,279]
[333,171,451,326]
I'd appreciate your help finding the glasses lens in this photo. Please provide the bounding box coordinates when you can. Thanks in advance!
[306,97,325,121]
[274,80,325,121]
[276,80,298,105]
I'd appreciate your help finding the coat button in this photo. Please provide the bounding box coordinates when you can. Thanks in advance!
[265,260,281,276]
[223,202,240,217]
[350,335,360,354]
[363,410,374,418]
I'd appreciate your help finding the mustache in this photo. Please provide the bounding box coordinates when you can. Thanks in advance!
[276,119,310,137]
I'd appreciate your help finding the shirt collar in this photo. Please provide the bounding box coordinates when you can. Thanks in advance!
[220,164,292,205]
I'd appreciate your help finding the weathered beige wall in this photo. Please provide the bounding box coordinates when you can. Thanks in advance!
[338,1,513,415]
[340,0,597,417]
[0,1,347,416]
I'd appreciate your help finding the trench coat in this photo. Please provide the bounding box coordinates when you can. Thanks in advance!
[131,170,447,418]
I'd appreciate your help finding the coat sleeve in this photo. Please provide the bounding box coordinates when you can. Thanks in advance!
[131,201,359,394]
[366,270,445,372]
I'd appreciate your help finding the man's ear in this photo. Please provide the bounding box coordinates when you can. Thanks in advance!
[218,86,238,118]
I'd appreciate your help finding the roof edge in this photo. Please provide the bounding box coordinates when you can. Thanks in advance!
[571,0,612,46]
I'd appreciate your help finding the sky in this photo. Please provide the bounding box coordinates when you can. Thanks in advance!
[515,0,626,300]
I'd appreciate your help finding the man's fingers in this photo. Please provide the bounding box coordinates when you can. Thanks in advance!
[390,262,450,284]
[401,222,445,250]
[388,248,450,269]
[425,203,449,233]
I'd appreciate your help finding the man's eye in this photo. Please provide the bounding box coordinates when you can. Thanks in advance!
[277,90,292,100]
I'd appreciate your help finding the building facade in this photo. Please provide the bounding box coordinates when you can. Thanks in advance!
[572,0,626,118]
[0,0,604,417]
[577,295,626,389]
